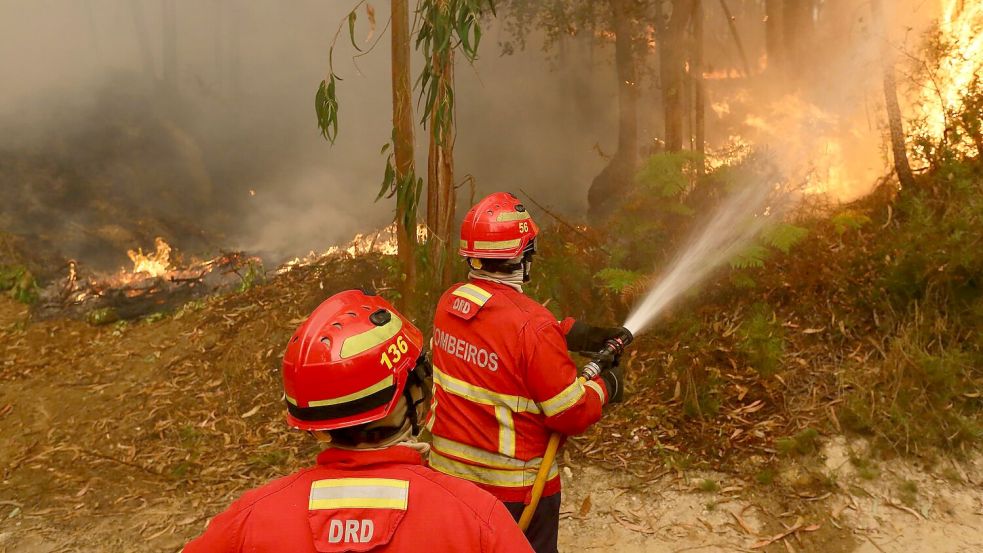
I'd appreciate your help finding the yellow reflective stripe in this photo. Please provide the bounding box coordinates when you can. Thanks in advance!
[473,239,521,250]
[429,450,558,488]
[496,211,531,222]
[584,380,606,403]
[495,406,516,457]
[431,436,534,470]
[433,366,540,414]
[452,283,492,306]
[539,380,587,417]
[285,393,297,406]
[308,375,394,407]
[308,478,409,510]
[339,316,403,359]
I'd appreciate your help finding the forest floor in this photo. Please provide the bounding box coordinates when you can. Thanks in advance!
[1,254,981,553]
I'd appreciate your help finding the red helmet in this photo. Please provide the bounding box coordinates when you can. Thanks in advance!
[459,192,539,259]
[281,289,424,431]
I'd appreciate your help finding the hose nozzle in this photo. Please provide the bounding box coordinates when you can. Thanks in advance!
[580,327,633,380]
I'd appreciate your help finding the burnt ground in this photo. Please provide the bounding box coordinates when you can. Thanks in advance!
[0,256,981,553]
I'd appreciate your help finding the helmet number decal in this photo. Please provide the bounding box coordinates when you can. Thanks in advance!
[518,221,529,233]
[380,335,410,370]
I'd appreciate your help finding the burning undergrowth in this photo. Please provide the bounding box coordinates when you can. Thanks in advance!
[31,237,263,324]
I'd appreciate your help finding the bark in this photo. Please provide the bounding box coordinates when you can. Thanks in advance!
[587,0,638,217]
[764,0,783,73]
[659,0,694,152]
[612,0,638,168]
[782,0,812,80]
[717,0,751,76]
[694,0,706,172]
[871,0,915,191]
[426,0,456,289]
[391,0,418,311]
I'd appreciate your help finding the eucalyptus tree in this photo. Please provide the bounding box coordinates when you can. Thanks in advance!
[315,0,494,306]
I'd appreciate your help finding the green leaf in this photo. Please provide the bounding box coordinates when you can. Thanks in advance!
[348,11,362,52]
[594,268,645,294]
[831,210,871,235]
[763,224,808,254]
[314,77,340,144]
[729,244,769,269]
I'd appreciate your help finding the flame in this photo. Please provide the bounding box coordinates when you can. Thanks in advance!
[126,237,172,277]
[919,0,983,149]
[278,224,429,273]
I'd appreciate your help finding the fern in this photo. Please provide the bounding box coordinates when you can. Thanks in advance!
[635,152,703,198]
[831,210,871,235]
[594,268,645,294]
[763,224,808,254]
[729,244,770,269]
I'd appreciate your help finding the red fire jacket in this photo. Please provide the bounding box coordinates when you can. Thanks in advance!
[183,445,533,553]
[427,279,610,503]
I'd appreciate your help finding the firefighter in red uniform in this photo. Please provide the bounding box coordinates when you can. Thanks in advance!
[427,192,626,553]
[184,289,533,553]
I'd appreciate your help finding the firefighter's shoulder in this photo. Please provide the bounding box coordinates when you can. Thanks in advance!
[222,466,318,514]
[442,281,496,320]
[401,463,506,525]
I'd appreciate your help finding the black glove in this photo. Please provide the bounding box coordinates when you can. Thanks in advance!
[566,320,623,353]
[599,363,624,404]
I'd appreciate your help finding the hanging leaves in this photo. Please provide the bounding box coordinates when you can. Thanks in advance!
[415,0,495,144]
[314,2,369,144]
[314,72,341,144]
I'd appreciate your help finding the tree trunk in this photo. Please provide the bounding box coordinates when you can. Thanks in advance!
[694,0,706,173]
[782,0,811,81]
[587,0,638,217]
[391,0,418,312]
[871,0,915,191]
[764,0,783,73]
[612,0,638,168]
[717,0,751,76]
[426,0,456,290]
[660,0,694,152]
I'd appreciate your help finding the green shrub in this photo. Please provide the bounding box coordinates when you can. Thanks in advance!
[0,265,39,304]
[737,303,785,376]
[776,428,820,456]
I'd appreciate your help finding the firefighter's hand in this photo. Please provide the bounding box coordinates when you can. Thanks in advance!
[566,320,623,353]
[600,364,624,404]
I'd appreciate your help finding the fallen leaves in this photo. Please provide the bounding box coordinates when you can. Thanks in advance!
[749,517,820,549]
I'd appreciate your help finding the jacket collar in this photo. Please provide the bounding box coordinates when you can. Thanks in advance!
[316,445,423,469]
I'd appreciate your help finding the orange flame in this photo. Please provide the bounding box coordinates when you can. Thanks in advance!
[126,237,172,277]
[920,0,983,149]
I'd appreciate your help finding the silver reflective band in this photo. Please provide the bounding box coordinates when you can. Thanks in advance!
[309,478,409,510]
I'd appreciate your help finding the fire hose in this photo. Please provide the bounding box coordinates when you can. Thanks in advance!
[518,328,633,531]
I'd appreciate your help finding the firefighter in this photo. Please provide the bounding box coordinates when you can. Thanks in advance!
[184,289,533,553]
[427,192,625,553]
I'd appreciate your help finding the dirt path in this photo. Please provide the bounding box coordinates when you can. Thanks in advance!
[1,293,981,553]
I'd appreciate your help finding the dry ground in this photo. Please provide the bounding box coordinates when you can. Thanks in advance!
[1,268,981,553]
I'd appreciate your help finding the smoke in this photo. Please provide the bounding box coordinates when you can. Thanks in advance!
[0,0,618,271]
[0,0,948,274]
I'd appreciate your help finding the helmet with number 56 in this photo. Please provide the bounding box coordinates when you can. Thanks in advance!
[281,289,429,437]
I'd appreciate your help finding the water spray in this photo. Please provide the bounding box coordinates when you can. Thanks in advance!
[522,173,787,532]
[623,177,783,337]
